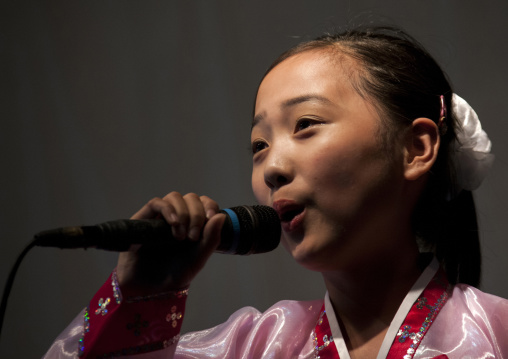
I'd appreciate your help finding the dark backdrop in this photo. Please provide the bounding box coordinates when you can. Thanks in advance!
[1,1,508,357]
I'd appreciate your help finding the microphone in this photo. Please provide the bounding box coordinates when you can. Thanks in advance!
[33,205,281,255]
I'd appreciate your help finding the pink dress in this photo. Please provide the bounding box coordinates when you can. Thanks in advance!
[44,259,508,358]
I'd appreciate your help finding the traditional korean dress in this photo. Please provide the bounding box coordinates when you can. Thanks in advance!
[44,258,508,358]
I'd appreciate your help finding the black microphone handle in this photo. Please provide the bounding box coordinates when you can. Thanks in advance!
[33,205,280,255]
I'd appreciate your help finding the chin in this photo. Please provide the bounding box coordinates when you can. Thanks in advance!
[285,230,354,272]
[286,240,335,272]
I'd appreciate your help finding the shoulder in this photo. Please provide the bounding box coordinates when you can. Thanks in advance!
[436,284,508,353]
[417,284,508,357]
[449,284,508,318]
[450,284,508,328]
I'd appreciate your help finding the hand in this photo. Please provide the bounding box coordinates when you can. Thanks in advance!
[116,192,226,296]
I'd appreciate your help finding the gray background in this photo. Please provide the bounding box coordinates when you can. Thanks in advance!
[1,1,507,357]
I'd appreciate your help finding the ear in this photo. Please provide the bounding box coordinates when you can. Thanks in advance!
[403,118,440,181]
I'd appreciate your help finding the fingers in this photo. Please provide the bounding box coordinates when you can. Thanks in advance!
[200,195,220,220]
[119,193,225,293]
[193,213,226,272]
[178,193,205,241]
[130,198,167,220]
[131,192,221,241]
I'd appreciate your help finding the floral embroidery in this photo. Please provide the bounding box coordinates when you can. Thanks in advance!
[166,305,183,328]
[95,297,111,316]
[313,266,451,359]
[393,273,450,359]
[397,325,412,343]
[81,271,188,358]
[312,308,336,359]
[416,297,432,310]
[313,332,334,353]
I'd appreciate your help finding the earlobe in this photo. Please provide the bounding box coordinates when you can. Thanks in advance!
[404,118,440,181]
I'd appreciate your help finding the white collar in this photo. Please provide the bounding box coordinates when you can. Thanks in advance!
[324,257,440,359]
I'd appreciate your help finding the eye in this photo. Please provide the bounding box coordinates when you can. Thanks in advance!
[294,118,322,133]
[251,140,268,154]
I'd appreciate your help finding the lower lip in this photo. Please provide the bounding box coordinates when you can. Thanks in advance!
[281,209,305,233]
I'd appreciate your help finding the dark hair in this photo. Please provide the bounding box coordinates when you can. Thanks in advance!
[263,26,481,286]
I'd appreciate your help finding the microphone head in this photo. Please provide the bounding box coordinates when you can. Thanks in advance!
[218,205,281,255]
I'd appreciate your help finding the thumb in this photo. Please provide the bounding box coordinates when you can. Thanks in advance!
[194,213,226,269]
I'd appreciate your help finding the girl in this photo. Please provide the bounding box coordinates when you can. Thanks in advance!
[45,26,506,358]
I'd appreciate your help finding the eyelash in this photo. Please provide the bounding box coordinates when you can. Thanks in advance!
[251,140,267,155]
[294,118,321,133]
[251,118,323,155]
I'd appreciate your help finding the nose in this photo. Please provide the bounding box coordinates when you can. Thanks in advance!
[263,146,294,190]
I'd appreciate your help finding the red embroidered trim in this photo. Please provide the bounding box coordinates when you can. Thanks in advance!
[387,269,450,359]
[311,269,450,359]
[312,305,339,359]
[79,272,188,358]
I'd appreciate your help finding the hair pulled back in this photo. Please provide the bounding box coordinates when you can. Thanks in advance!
[264,26,481,286]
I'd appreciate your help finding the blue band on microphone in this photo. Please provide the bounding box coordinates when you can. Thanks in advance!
[222,208,240,254]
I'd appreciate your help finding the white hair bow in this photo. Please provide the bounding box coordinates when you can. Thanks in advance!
[452,94,494,191]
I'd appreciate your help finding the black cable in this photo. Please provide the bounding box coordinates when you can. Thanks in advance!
[0,238,37,341]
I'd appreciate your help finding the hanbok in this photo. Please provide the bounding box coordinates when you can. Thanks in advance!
[44,258,508,358]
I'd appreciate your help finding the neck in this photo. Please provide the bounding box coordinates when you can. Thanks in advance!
[322,235,422,355]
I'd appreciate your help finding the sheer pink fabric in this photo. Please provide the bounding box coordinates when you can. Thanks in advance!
[43,300,321,359]
[44,286,507,358]
[416,284,508,358]
[175,300,321,358]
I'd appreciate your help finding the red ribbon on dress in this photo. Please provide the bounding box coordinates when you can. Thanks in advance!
[312,269,451,359]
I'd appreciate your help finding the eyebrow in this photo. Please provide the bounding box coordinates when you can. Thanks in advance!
[252,94,332,129]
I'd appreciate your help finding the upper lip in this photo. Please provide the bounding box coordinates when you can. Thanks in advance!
[272,199,305,222]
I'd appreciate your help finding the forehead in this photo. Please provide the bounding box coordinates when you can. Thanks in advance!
[259,50,351,95]
[253,50,365,125]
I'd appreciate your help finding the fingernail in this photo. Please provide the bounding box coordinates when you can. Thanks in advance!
[188,226,201,241]
[206,209,216,219]
[170,213,179,223]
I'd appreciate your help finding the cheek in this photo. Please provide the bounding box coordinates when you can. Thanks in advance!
[310,146,358,188]
[251,169,268,205]
[309,141,390,207]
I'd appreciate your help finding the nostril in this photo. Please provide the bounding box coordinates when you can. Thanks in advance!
[265,179,275,189]
[263,160,292,189]
[277,175,288,185]
[264,174,288,189]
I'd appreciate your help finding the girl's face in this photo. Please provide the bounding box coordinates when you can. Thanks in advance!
[251,50,408,271]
